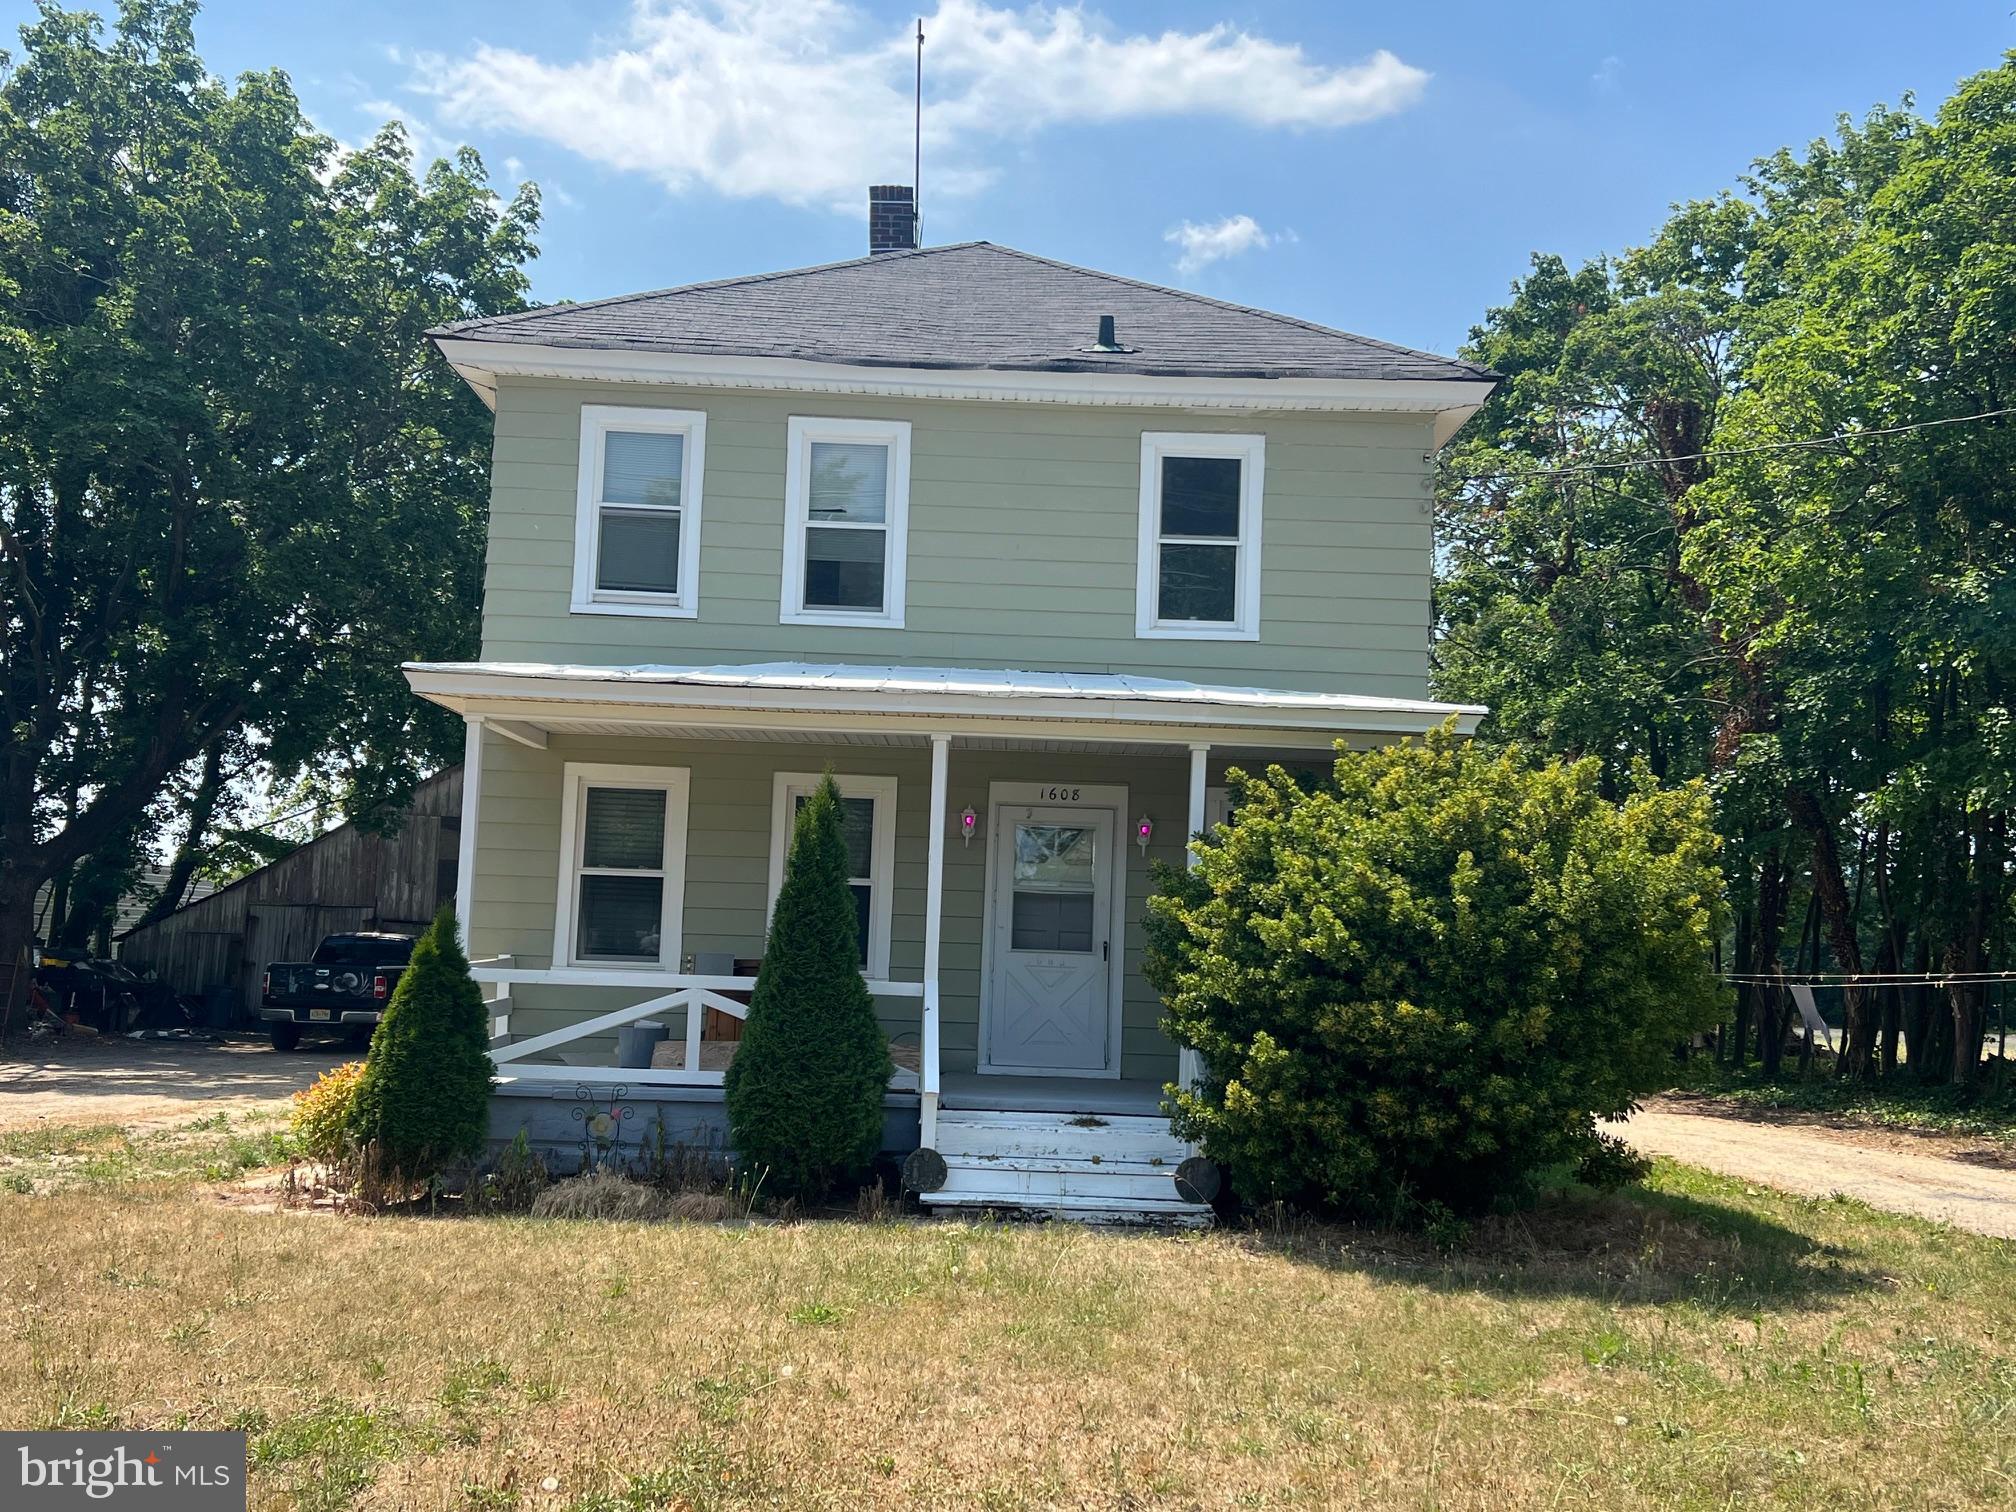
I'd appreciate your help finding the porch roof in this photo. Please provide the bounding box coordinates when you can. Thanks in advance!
[404,659,1483,747]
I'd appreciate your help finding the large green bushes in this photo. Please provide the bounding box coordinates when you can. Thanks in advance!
[1146,726,1725,1215]
[725,773,888,1200]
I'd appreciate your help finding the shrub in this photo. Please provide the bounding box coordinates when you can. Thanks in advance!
[530,1169,673,1222]
[348,905,494,1184]
[725,772,888,1201]
[1145,724,1726,1217]
[290,1060,366,1164]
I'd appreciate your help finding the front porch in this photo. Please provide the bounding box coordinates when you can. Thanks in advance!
[411,660,1481,1217]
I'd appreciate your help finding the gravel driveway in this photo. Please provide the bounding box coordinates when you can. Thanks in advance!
[0,1034,346,1135]
[1617,1100,2016,1239]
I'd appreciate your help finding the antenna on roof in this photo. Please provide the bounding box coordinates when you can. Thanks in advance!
[914,17,924,242]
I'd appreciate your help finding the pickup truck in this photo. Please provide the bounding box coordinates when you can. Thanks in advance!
[260,932,416,1050]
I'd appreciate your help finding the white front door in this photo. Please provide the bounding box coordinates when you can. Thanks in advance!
[983,806,1117,1074]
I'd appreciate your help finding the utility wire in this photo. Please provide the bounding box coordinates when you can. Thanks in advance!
[1719,971,2016,986]
[1442,405,2015,485]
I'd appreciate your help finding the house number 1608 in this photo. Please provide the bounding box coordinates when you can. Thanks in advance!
[1036,785,1082,802]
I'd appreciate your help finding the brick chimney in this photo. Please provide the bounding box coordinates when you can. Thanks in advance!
[868,185,917,254]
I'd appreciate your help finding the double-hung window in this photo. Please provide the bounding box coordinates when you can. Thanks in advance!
[766,772,898,978]
[572,405,706,617]
[554,764,690,969]
[781,416,911,627]
[1136,432,1265,640]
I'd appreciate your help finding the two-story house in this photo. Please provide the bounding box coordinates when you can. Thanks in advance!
[407,187,1494,1220]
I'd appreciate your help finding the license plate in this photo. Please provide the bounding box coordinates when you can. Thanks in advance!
[308,1009,333,1021]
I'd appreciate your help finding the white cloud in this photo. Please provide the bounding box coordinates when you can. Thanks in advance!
[1166,214,1274,275]
[404,0,1428,211]
[1592,55,1623,93]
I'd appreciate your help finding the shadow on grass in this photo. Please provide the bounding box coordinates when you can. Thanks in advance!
[1241,1180,1883,1312]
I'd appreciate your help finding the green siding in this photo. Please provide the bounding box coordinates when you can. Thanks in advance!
[465,729,1313,1083]
[477,378,1436,697]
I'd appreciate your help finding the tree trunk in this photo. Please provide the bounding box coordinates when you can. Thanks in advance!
[136,741,227,929]
[1753,850,1790,1077]
[1786,788,1874,1080]
[0,874,42,1039]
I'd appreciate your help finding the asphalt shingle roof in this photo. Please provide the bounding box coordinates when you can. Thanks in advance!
[432,242,1494,384]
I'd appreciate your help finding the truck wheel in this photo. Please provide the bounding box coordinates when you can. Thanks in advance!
[269,1023,302,1052]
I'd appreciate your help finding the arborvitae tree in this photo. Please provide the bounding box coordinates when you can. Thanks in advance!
[725,773,889,1200]
[349,905,493,1181]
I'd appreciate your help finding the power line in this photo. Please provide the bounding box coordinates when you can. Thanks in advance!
[1442,405,2015,485]
[1719,971,2016,987]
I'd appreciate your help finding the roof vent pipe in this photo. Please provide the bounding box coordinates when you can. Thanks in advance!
[1080,313,1137,354]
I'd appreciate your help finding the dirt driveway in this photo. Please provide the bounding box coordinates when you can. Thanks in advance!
[1617,1098,2016,1239]
[0,1034,346,1135]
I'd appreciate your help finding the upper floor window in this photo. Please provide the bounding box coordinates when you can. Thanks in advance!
[572,405,707,619]
[781,416,911,627]
[1135,432,1265,640]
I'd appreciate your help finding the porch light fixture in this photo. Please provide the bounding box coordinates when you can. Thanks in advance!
[959,806,978,847]
[1135,814,1154,855]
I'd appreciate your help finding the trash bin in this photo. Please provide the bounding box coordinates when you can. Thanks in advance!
[616,1019,668,1069]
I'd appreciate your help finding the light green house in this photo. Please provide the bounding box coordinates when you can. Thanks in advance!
[409,192,1494,1219]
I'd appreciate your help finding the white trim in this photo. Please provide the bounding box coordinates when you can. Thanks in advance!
[1136,432,1265,641]
[977,780,1129,1079]
[488,719,547,750]
[1203,784,1231,833]
[765,771,899,979]
[435,340,1493,444]
[404,663,1486,741]
[1180,744,1210,1099]
[454,717,484,950]
[780,415,911,628]
[921,734,949,1147]
[571,404,707,619]
[552,762,691,970]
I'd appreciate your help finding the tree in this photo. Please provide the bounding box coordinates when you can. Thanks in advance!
[1435,67,2016,1086]
[348,905,493,1180]
[1146,729,1726,1216]
[0,1,538,982]
[725,773,889,1202]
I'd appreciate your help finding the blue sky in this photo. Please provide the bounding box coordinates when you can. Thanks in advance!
[9,2,2012,356]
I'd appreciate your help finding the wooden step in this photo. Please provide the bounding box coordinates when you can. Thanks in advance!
[922,1188,1213,1226]
[935,1161,1188,1205]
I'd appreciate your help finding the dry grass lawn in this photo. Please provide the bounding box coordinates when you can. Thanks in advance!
[4,1149,2015,1509]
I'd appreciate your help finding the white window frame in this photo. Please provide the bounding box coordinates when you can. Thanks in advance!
[552,763,691,971]
[780,415,911,628]
[1135,431,1265,641]
[571,404,707,619]
[766,771,899,979]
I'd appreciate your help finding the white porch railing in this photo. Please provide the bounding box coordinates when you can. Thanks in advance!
[470,956,926,1090]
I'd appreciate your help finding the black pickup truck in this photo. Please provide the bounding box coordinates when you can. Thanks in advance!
[260,932,416,1050]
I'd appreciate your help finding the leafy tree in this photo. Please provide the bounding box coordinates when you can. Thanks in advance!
[1146,728,1726,1217]
[0,1,538,979]
[348,905,492,1180]
[725,773,889,1201]
[1435,67,2016,1086]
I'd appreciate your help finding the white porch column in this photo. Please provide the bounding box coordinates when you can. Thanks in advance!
[455,715,484,950]
[920,733,950,1147]
[1179,741,1210,1094]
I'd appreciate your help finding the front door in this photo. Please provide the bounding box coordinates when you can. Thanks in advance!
[984,806,1116,1074]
